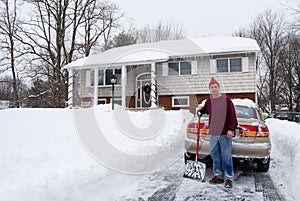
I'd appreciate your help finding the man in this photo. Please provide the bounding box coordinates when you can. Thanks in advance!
[198,77,237,188]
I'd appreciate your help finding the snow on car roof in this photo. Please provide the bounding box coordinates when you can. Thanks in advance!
[198,98,256,108]
[232,98,256,108]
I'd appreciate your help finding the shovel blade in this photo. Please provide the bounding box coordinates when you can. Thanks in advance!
[183,160,206,181]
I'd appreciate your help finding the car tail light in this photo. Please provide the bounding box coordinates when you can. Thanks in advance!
[238,124,269,137]
[257,124,269,137]
[187,122,209,135]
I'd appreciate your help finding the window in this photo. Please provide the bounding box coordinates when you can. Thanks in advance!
[105,68,121,85]
[168,61,192,75]
[180,62,192,75]
[216,58,242,73]
[216,59,228,73]
[230,58,242,72]
[172,96,189,107]
[168,62,179,75]
[115,68,122,83]
[235,105,257,119]
[89,68,121,86]
[98,99,106,105]
[105,69,113,85]
[98,70,104,85]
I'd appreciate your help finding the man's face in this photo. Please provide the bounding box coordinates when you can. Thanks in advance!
[209,83,220,96]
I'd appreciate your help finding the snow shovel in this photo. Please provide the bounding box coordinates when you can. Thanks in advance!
[183,111,206,181]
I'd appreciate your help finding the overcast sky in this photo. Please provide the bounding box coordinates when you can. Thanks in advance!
[112,0,290,38]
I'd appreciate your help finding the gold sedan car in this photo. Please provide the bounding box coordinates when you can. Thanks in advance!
[184,102,271,172]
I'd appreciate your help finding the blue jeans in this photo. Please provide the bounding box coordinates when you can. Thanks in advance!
[209,135,233,180]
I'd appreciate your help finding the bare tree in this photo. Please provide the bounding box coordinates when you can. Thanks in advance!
[76,1,123,55]
[280,31,300,112]
[135,20,185,43]
[16,0,122,107]
[284,0,300,112]
[104,31,137,50]
[0,0,21,107]
[234,10,287,112]
[0,76,14,101]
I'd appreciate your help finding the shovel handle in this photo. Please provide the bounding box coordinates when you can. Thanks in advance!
[195,112,201,161]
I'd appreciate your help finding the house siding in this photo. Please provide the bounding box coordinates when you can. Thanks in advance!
[157,53,256,96]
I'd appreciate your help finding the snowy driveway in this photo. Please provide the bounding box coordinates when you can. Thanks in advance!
[115,158,287,201]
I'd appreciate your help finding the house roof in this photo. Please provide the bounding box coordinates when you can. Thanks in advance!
[64,37,260,69]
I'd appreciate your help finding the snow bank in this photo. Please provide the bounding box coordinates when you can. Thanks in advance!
[266,119,300,201]
[0,109,109,201]
[0,107,193,200]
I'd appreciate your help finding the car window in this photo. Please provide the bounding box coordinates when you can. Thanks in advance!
[234,105,257,119]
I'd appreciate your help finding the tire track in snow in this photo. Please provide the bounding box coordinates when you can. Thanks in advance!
[254,173,286,201]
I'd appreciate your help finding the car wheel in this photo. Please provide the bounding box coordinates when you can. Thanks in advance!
[255,157,270,172]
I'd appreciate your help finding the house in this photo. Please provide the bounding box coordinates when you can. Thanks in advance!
[64,37,260,113]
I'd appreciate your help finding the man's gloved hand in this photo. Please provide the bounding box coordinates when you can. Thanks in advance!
[196,110,202,118]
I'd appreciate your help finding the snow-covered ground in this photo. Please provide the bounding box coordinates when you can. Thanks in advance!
[0,104,299,200]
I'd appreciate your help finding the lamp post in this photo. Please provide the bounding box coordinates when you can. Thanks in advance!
[110,74,117,110]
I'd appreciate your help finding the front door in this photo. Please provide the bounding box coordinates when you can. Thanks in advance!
[136,73,151,108]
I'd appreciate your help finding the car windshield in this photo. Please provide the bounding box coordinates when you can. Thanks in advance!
[234,105,257,119]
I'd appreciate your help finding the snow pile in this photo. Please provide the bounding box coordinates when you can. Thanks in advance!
[266,118,300,200]
[0,109,109,201]
[94,104,192,154]
[0,106,193,200]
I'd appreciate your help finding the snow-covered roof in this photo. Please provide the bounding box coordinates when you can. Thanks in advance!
[64,37,260,69]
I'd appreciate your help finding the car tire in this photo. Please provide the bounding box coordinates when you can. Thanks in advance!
[255,157,270,172]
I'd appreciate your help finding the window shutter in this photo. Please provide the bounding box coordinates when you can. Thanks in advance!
[162,63,168,76]
[191,60,197,75]
[86,70,91,87]
[242,57,249,72]
[210,59,217,73]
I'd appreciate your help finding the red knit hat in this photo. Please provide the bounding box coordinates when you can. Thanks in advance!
[209,77,219,88]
